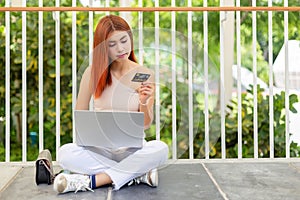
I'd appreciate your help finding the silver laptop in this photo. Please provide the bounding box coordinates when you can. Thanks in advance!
[74,110,144,149]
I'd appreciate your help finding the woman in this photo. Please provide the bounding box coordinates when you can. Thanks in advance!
[53,15,169,193]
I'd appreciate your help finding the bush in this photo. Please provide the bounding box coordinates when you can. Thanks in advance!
[147,82,300,159]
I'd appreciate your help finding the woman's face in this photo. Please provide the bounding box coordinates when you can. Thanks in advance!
[107,31,132,62]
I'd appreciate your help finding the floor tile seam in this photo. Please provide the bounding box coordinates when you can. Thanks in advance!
[0,166,24,194]
[288,162,300,173]
[201,163,229,200]
[106,186,113,200]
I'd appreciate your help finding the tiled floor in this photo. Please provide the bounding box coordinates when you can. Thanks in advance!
[1,160,300,200]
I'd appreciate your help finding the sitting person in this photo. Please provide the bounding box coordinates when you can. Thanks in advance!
[53,14,169,193]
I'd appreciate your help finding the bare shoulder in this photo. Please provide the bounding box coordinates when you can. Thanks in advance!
[132,64,154,75]
[78,66,92,93]
[83,66,92,76]
[81,66,92,80]
[140,65,154,74]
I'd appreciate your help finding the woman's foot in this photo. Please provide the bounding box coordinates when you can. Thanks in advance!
[128,168,158,187]
[53,173,94,194]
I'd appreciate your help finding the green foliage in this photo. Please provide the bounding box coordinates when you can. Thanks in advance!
[149,82,300,159]
[225,85,300,158]
[0,7,93,161]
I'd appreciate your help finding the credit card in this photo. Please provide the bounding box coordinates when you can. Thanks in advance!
[131,73,150,82]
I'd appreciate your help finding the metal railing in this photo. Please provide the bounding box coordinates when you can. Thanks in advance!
[1,1,300,162]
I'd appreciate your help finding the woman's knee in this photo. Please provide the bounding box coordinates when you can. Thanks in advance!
[57,143,79,167]
[151,140,168,150]
[148,140,169,160]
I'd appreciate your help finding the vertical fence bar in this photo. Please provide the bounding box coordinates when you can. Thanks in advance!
[89,0,93,65]
[55,0,60,161]
[284,0,290,158]
[203,0,209,159]
[72,0,77,142]
[155,0,160,141]
[268,0,274,158]
[252,0,258,159]
[38,0,44,151]
[88,0,94,110]
[105,0,110,16]
[5,0,10,162]
[119,0,132,21]
[22,0,27,162]
[220,0,226,159]
[138,0,143,65]
[171,0,177,160]
[236,0,242,159]
[187,0,193,159]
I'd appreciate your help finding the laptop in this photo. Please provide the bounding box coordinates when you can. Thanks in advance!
[74,110,145,149]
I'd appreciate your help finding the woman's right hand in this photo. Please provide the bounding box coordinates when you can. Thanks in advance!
[137,82,154,105]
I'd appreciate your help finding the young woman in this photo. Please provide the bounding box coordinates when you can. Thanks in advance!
[53,15,169,193]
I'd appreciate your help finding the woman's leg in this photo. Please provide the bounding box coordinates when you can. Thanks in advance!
[55,143,115,193]
[57,143,117,175]
[105,140,169,190]
[55,141,168,192]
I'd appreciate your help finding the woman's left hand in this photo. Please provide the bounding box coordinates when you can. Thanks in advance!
[137,82,154,105]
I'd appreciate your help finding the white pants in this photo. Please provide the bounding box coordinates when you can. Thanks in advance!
[57,140,169,190]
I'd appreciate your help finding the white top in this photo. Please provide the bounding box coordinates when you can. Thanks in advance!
[93,74,140,112]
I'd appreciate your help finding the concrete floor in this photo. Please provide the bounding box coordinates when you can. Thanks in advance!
[1,160,300,200]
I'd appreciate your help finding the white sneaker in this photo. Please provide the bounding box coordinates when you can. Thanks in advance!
[128,168,158,187]
[53,173,94,194]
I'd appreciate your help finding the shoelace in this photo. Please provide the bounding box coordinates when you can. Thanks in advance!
[67,175,94,193]
[127,178,140,186]
[127,174,147,186]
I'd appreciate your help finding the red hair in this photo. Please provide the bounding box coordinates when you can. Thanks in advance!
[91,15,138,98]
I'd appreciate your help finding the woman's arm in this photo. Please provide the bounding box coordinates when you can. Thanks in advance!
[75,67,92,110]
[139,92,154,129]
[138,71,155,129]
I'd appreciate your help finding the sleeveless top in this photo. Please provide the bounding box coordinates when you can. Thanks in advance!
[93,74,139,112]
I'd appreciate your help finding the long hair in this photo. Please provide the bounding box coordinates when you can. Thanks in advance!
[91,15,138,98]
